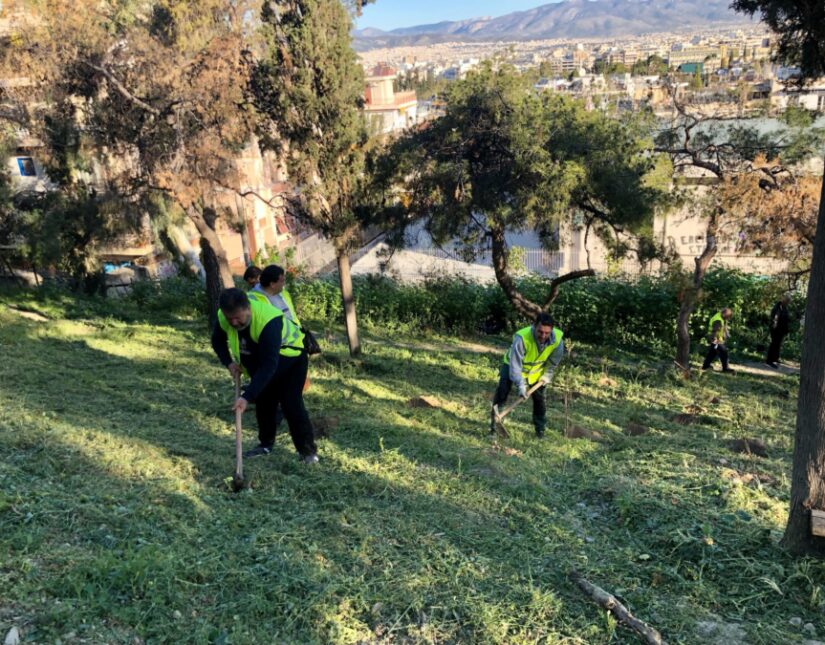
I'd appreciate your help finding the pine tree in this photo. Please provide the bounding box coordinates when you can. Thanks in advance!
[251,0,370,356]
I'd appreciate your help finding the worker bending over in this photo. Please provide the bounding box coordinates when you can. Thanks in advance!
[491,312,564,438]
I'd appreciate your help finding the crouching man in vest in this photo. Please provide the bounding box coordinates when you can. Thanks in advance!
[491,312,565,438]
[211,288,319,464]
[702,307,734,374]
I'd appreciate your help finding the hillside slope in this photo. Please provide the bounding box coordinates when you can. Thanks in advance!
[0,298,814,644]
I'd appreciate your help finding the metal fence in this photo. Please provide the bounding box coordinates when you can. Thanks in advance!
[409,246,565,276]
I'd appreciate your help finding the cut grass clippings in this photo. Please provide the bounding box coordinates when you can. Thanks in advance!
[0,295,820,644]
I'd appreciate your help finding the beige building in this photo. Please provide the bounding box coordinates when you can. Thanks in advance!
[669,45,723,69]
[364,64,418,135]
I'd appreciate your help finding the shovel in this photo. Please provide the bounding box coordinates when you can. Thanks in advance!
[492,380,544,435]
[231,372,246,492]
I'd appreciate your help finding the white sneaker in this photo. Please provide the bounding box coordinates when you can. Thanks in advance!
[301,454,320,465]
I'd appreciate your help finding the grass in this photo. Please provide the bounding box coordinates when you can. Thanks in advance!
[0,291,821,644]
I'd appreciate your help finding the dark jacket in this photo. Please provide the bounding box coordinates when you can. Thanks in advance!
[770,302,789,336]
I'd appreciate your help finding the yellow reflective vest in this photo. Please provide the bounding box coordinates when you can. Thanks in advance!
[708,312,728,344]
[248,288,300,326]
[217,298,304,372]
[503,326,564,386]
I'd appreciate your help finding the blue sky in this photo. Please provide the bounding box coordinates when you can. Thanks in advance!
[356,1,553,31]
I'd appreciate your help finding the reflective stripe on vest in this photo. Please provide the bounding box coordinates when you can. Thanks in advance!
[281,290,299,326]
[248,288,300,326]
[503,326,564,385]
[708,312,726,343]
[218,298,305,368]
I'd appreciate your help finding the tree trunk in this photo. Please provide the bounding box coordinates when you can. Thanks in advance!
[782,162,825,557]
[543,269,596,308]
[490,225,542,318]
[235,194,253,265]
[188,205,234,325]
[675,215,718,369]
[490,225,595,317]
[200,236,223,329]
[337,251,361,357]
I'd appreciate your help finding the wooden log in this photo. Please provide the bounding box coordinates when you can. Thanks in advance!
[569,570,668,645]
[812,510,825,537]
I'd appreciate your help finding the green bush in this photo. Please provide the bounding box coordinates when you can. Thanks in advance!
[8,268,802,359]
[293,269,804,359]
[125,277,206,318]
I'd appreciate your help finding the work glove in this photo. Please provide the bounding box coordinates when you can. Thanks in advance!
[540,373,552,386]
[518,382,528,399]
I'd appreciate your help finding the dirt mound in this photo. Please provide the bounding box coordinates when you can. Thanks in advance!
[312,416,340,438]
[673,413,697,425]
[407,396,444,409]
[624,422,649,436]
[565,425,603,441]
[729,438,768,458]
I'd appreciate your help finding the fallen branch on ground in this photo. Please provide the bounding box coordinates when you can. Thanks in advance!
[569,570,668,645]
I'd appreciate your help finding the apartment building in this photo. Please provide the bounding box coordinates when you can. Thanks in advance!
[364,64,419,134]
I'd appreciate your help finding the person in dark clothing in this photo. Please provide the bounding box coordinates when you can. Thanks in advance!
[766,294,791,368]
[211,288,318,464]
[702,307,734,373]
[243,265,262,289]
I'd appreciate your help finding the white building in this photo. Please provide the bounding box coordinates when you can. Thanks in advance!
[770,78,825,111]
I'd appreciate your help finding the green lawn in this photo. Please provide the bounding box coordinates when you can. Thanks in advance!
[0,296,820,644]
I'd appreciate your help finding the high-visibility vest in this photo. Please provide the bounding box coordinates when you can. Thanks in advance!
[217,298,305,371]
[503,326,564,386]
[248,288,300,326]
[708,312,728,344]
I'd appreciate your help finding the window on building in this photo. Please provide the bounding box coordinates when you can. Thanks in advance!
[16,157,36,177]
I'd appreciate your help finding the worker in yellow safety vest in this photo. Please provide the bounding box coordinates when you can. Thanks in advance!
[491,312,565,438]
[211,288,318,464]
[701,307,734,373]
[249,264,300,325]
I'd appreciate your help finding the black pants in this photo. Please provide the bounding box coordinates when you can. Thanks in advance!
[254,352,316,456]
[491,364,547,433]
[766,329,787,364]
[702,343,729,370]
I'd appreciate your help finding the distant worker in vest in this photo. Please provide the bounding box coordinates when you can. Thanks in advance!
[249,264,299,324]
[765,294,791,369]
[702,308,734,373]
[243,265,262,289]
[491,312,565,438]
[211,288,318,464]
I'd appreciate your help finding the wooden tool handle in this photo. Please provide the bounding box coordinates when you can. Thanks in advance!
[234,373,243,479]
[497,380,544,420]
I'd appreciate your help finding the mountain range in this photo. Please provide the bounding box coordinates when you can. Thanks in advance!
[354,0,757,49]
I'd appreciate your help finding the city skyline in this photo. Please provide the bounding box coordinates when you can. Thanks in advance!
[355,0,554,31]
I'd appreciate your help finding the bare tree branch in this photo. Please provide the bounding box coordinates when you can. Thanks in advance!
[82,61,161,117]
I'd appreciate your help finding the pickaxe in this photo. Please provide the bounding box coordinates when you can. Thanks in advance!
[492,380,544,436]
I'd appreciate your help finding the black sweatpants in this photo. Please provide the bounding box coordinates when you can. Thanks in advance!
[253,352,316,456]
[766,329,787,364]
[702,343,729,370]
[491,364,547,433]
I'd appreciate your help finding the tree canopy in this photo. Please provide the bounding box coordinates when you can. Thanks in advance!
[251,0,375,355]
[2,0,260,303]
[376,63,670,316]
